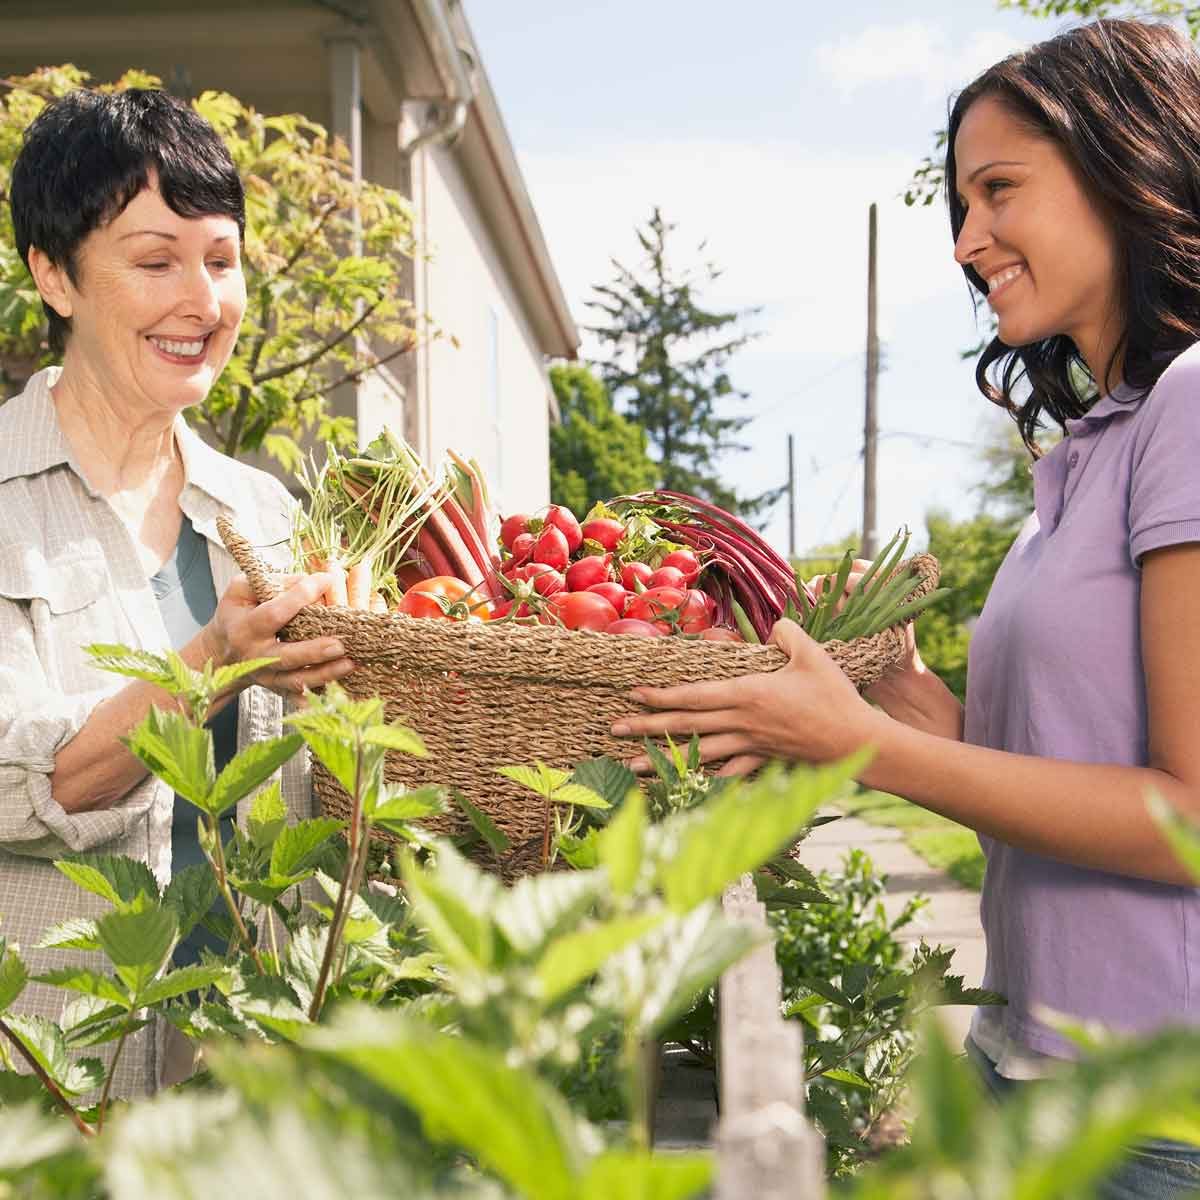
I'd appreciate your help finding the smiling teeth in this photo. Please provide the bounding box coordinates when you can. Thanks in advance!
[987,265,1025,292]
[152,336,206,357]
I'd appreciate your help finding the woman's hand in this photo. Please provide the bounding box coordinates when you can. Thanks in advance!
[611,618,887,777]
[201,573,356,699]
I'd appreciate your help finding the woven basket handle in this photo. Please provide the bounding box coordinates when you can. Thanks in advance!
[216,514,282,604]
[901,552,940,607]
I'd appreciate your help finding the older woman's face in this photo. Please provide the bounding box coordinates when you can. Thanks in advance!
[57,180,246,415]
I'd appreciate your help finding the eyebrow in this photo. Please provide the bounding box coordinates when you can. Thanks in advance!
[118,230,237,243]
[965,159,1026,183]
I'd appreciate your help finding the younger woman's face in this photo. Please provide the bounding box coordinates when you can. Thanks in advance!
[953,94,1122,382]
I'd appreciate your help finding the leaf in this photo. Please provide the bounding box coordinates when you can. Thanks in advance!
[493,870,602,957]
[122,706,215,808]
[822,1067,872,1091]
[96,898,178,1000]
[162,864,220,942]
[451,790,510,853]
[207,734,303,816]
[53,852,159,908]
[0,1101,80,1172]
[283,722,359,797]
[33,967,129,1007]
[270,818,345,878]
[370,785,446,826]
[598,788,646,895]
[552,783,610,810]
[496,763,555,797]
[2,1015,105,1097]
[658,755,867,913]
[0,945,28,1010]
[84,644,177,689]
[308,1010,582,1200]
[138,964,226,1008]
[209,656,280,695]
[536,913,664,1005]
[579,1150,712,1200]
[640,739,679,787]
[1147,790,1200,884]
[400,847,497,973]
[247,782,288,849]
[361,723,427,756]
[34,917,101,952]
[557,828,600,869]
[571,756,639,810]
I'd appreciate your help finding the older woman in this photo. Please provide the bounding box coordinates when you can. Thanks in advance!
[0,88,353,1095]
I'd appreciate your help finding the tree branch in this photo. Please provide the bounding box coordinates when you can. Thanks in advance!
[251,297,383,386]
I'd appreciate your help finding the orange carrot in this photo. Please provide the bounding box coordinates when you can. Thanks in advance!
[310,556,348,607]
[369,590,388,613]
[347,553,373,610]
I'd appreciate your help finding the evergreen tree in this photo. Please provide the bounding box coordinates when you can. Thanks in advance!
[547,364,657,518]
[585,208,781,522]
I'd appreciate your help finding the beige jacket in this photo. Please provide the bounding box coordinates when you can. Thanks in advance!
[0,367,312,1097]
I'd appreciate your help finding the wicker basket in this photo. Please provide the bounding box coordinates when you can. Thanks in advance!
[218,516,938,874]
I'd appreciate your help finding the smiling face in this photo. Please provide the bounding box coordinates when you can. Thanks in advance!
[31,178,246,418]
[952,94,1123,384]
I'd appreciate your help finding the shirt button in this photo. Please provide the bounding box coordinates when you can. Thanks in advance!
[1068,450,1080,468]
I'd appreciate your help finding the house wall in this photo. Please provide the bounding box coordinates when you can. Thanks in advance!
[415,141,553,517]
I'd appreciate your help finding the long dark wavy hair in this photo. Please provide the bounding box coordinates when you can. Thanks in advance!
[946,19,1200,451]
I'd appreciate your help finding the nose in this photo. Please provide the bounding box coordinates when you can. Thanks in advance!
[953,206,992,268]
[179,262,222,325]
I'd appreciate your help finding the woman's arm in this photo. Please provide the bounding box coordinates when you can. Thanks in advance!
[865,649,964,741]
[616,544,1200,887]
[50,573,352,815]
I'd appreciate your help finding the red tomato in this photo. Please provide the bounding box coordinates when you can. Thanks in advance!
[499,513,530,550]
[661,548,702,584]
[624,585,686,628]
[605,618,667,637]
[587,582,629,614]
[620,562,654,592]
[647,565,687,590]
[515,562,565,596]
[565,554,611,592]
[543,505,583,553]
[581,517,625,552]
[533,525,570,571]
[540,591,620,631]
[397,576,490,621]
[699,626,744,643]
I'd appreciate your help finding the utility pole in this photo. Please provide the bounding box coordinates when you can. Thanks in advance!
[862,203,880,559]
[787,433,796,559]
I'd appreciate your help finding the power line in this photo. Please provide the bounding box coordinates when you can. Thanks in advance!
[751,352,863,420]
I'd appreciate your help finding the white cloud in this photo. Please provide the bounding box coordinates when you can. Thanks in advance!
[814,21,1026,100]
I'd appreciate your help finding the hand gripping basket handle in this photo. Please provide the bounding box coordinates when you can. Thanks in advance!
[217,515,282,604]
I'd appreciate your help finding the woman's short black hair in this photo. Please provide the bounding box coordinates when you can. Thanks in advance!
[9,87,245,353]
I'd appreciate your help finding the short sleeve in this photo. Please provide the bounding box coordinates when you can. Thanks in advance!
[1128,362,1200,566]
[0,596,155,856]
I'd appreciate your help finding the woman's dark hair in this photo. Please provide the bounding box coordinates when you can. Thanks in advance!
[9,88,245,353]
[946,19,1200,450]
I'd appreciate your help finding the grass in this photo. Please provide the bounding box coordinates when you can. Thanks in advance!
[838,789,986,891]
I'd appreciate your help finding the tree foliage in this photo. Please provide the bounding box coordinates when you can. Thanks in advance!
[547,364,657,518]
[0,66,420,469]
[586,207,781,523]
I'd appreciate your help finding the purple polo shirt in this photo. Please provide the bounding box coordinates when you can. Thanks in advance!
[964,343,1200,1061]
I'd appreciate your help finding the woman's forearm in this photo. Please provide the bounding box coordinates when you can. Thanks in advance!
[865,653,964,741]
[49,630,234,815]
[863,715,1198,885]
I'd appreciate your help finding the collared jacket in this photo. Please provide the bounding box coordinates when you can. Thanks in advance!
[0,367,312,1096]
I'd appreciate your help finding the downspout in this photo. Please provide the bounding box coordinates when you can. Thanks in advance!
[404,0,476,154]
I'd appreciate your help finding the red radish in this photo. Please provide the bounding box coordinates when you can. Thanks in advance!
[516,563,566,596]
[620,562,654,592]
[500,558,524,579]
[662,548,702,584]
[587,582,629,614]
[605,618,667,637]
[493,597,533,619]
[539,591,620,631]
[533,525,570,571]
[543,505,583,553]
[565,554,611,592]
[625,586,687,628]
[499,513,531,550]
[509,532,536,567]
[647,565,687,590]
[699,625,743,642]
[581,517,625,552]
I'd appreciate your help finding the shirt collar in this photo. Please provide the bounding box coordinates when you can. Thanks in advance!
[1063,378,1141,435]
[0,366,74,484]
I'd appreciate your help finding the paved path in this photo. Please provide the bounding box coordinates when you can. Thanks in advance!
[799,809,987,1048]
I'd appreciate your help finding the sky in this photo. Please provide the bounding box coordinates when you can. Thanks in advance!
[462,0,1082,556]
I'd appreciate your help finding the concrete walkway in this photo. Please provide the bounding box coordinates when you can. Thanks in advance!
[799,809,987,1048]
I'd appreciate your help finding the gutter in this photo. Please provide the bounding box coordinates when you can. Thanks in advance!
[404,0,474,153]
